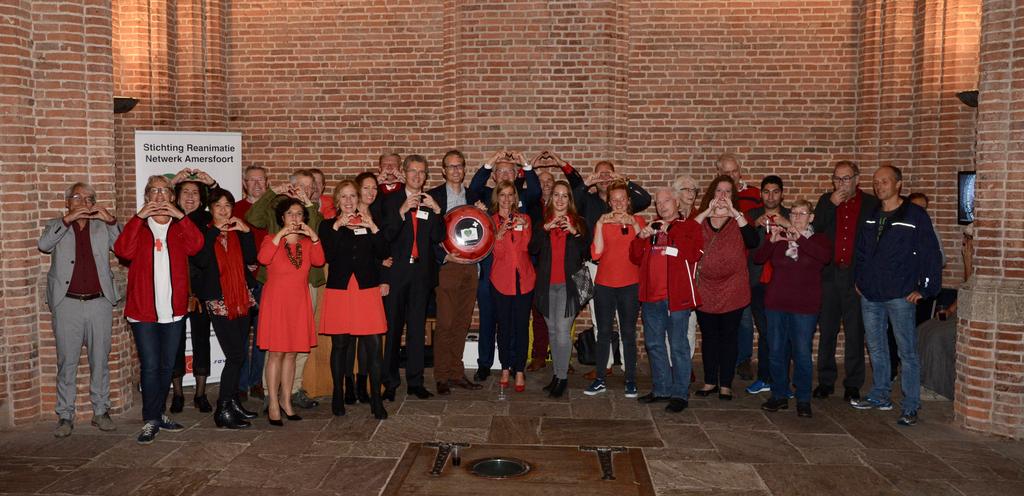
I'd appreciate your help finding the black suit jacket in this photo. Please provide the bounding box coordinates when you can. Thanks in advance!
[381,189,445,286]
[529,220,592,319]
[318,221,389,289]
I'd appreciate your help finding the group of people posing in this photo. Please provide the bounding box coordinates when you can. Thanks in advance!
[40,151,943,445]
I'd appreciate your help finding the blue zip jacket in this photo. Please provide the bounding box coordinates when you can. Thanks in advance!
[854,200,942,302]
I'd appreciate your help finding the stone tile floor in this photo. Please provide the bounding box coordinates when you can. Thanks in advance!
[2,366,1022,495]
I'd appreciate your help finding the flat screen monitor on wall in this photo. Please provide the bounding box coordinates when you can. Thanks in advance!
[958,171,976,225]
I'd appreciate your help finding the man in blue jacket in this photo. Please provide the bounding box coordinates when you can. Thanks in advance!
[852,165,942,427]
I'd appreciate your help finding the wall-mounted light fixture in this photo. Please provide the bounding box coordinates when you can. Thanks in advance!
[114,97,139,114]
[956,90,978,108]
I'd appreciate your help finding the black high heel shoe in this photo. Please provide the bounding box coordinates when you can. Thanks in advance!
[280,407,302,421]
[694,386,720,397]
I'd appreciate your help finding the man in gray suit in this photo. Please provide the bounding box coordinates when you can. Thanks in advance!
[38,182,122,437]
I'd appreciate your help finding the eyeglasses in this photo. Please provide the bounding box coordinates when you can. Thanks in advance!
[791,211,811,217]
[70,194,96,204]
[679,187,700,194]
[147,187,171,195]
[832,175,858,183]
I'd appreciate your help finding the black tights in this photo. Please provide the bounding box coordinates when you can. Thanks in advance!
[330,335,382,408]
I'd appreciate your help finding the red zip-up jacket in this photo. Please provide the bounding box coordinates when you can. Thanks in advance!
[629,218,705,312]
[114,215,204,322]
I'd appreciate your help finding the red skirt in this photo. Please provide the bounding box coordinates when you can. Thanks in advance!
[319,275,387,335]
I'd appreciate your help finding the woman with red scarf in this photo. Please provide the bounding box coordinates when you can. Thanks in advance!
[192,189,259,429]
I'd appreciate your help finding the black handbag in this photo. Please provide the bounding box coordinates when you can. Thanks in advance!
[574,327,596,365]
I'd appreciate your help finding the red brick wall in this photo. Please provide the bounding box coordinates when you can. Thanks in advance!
[0,0,117,425]
[955,0,1024,439]
[2,1,1013,436]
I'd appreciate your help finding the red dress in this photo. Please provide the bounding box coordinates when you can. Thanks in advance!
[256,236,325,352]
[319,274,387,335]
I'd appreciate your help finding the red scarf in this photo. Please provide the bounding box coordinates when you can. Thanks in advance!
[214,230,251,319]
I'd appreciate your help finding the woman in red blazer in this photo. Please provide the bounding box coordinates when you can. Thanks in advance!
[114,175,204,445]
[489,180,536,392]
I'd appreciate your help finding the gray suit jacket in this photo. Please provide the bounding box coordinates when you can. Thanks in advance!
[38,217,122,311]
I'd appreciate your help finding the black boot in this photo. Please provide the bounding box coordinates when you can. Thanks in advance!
[356,374,370,404]
[194,394,213,413]
[549,379,568,398]
[370,397,388,420]
[332,381,346,417]
[344,375,357,405]
[214,399,251,429]
[231,396,257,420]
[542,375,558,392]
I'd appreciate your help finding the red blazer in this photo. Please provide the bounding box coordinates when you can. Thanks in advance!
[114,215,204,322]
[489,213,536,296]
[630,218,705,312]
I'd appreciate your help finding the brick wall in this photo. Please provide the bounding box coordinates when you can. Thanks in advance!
[0,0,117,425]
[2,1,1015,437]
[955,0,1024,439]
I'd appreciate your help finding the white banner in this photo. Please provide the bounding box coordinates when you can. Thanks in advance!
[134,130,245,386]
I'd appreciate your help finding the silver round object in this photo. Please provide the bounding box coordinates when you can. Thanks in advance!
[468,457,531,479]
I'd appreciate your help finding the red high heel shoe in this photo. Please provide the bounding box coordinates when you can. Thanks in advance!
[499,371,510,388]
[514,383,526,393]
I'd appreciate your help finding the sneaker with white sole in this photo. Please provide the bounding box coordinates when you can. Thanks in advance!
[623,382,638,398]
[584,379,607,396]
[159,415,185,432]
[850,398,894,410]
[745,380,771,394]
[897,411,918,426]
[137,422,159,445]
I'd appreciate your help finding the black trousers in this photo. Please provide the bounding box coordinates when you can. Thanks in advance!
[382,277,429,390]
[210,314,249,402]
[174,309,211,378]
[495,291,533,374]
[331,335,382,404]
[696,308,744,389]
[816,265,866,389]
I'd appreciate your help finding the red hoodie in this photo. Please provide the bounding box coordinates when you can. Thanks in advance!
[630,218,705,312]
[114,215,204,322]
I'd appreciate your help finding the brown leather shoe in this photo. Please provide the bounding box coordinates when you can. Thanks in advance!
[583,368,613,381]
[526,360,545,372]
[449,376,483,390]
[436,381,451,396]
[249,385,265,400]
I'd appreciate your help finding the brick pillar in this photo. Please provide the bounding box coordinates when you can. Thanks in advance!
[955,0,1024,439]
[0,0,116,426]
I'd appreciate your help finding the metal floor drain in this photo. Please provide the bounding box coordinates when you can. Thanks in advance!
[468,457,531,479]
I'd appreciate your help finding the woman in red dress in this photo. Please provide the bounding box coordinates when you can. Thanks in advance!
[257,198,325,426]
[319,180,389,419]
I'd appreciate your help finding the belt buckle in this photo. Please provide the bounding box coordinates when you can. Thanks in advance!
[409,256,418,264]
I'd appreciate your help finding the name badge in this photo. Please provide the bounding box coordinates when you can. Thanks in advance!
[514,225,524,232]
[518,201,523,208]
[416,209,430,220]
[664,246,679,257]
[353,228,368,235]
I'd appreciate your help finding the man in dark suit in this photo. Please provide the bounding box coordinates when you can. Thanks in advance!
[427,150,484,395]
[381,154,445,400]
[38,182,122,437]
[811,160,881,401]
[466,151,541,381]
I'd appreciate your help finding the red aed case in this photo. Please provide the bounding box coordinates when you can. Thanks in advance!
[443,205,496,263]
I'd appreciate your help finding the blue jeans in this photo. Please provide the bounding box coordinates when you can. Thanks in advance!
[476,255,498,370]
[239,282,265,391]
[765,310,817,402]
[642,300,692,399]
[495,291,533,373]
[131,320,185,422]
[862,297,920,413]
